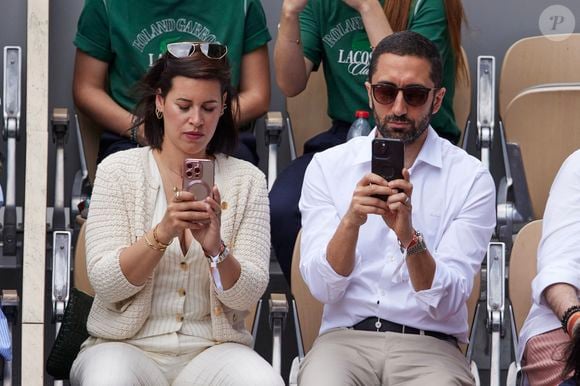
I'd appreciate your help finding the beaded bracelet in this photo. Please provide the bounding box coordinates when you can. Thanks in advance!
[561,305,580,333]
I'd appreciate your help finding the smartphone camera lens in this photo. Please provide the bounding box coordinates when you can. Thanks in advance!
[186,170,193,178]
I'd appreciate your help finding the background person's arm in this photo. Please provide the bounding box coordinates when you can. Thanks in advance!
[73,50,145,143]
[236,45,271,126]
[343,0,394,47]
[274,0,314,97]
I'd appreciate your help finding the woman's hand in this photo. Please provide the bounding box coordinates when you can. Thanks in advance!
[190,186,223,256]
[282,0,308,15]
[342,0,377,13]
[155,188,214,245]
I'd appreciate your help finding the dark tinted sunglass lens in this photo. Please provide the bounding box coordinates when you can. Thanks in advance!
[403,87,430,106]
[167,43,194,58]
[201,43,227,59]
[374,84,398,104]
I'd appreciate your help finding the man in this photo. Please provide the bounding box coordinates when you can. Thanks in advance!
[518,150,580,385]
[298,31,495,385]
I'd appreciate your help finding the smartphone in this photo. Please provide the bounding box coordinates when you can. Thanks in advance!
[371,138,404,200]
[182,159,215,201]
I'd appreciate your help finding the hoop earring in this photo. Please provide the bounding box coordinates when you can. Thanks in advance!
[155,108,163,120]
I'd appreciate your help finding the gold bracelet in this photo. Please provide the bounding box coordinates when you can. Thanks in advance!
[143,233,166,252]
[153,224,172,248]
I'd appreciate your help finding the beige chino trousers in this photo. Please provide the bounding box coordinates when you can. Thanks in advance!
[298,328,475,386]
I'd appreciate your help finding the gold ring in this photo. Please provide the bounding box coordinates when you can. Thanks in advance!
[174,190,182,202]
[405,196,411,205]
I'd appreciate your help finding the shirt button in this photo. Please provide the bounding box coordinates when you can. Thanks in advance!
[176,313,184,322]
[180,261,188,271]
[177,288,186,297]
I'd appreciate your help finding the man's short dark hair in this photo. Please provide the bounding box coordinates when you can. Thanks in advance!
[369,31,443,88]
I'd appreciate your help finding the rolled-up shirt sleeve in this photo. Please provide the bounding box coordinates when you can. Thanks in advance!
[533,151,580,305]
[411,167,496,319]
[299,154,362,304]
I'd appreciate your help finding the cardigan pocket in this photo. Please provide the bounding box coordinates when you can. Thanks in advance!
[104,296,135,313]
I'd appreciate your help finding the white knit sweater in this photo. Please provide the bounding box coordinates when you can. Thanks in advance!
[84,147,270,346]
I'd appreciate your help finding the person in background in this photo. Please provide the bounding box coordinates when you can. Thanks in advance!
[73,0,271,165]
[298,31,494,385]
[70,44,283,386]
[518,150,580,386]
[271,0,467,284]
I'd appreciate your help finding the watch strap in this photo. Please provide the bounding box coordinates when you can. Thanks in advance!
[206,241,229,268]
[406,232,427,255]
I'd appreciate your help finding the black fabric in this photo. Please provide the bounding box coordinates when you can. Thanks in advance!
[352,317,457,345]
[46,288,94,380]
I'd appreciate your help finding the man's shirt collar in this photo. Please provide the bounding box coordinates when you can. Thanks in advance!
[349,125,443,170]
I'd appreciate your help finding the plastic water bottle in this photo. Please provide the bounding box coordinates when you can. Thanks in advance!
[346,110,371,141]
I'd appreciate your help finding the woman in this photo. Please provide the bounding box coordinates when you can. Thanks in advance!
[271,0,467,283]
[70,43,284,386]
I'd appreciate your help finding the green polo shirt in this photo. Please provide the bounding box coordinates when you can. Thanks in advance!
[75,0,271,112]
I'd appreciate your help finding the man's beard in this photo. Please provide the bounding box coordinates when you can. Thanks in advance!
[375,103,433,144]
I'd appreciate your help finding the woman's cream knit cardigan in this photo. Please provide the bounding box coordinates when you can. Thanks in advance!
[85,147,270,346]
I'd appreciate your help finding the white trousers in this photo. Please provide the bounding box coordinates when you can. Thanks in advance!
[70,341,284,386]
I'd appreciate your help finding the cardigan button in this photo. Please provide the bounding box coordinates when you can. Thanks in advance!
[176,313,184,322]
[221,201,228,210]
[177,288,186,297]
[213,306,223,316]
[179,261,188,271]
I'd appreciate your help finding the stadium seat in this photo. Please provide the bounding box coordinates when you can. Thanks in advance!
[503,84,580,218]
[506,220,542,386]
[499,34,580,118]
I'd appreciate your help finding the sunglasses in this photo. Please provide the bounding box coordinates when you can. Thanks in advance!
[371,83,436,107]
[166,42,228,60]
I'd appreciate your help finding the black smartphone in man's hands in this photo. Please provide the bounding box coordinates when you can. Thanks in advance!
[371,138,404,200]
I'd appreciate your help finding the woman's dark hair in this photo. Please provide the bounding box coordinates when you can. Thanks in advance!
[133,51,239,155]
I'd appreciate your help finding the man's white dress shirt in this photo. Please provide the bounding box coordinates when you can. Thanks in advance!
[299,127,496,342]
[518,150,580,360]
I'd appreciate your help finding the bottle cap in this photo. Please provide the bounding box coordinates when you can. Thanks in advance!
[355,110,370,119]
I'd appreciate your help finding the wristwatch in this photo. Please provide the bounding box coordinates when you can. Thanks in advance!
[400,231,427,256]
[205,241,230,268]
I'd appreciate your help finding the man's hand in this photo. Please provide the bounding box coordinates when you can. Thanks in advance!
[381,168,414,247]
[343,173,390,228]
